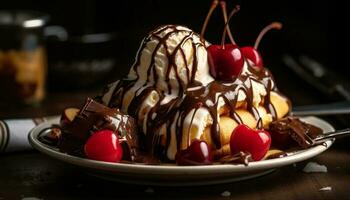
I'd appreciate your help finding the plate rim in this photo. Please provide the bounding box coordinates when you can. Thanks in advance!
[28,116,335,175]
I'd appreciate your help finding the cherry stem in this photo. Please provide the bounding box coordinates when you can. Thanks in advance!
[220,1,235,45]
[254,22,282,49]
[201,0,219,41]
[221,5,240,48]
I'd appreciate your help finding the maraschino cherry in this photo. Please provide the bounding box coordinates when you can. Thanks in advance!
[84,129,123,162]
[230,125,271,161]
[202,1,243,81]
[175,140,213,165]
[201,0,283,79]
[241,22,282,68]
[207,43,243,80]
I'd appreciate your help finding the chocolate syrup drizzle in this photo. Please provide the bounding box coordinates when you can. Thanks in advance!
[101,25,291,159]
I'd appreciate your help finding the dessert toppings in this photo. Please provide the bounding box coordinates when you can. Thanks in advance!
[84,129,123,162]
[230,124,271,161]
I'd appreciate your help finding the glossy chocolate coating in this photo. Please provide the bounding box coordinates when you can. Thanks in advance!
[58,98,139,160]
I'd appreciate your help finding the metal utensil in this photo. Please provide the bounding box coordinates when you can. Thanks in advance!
[313,128,350,145]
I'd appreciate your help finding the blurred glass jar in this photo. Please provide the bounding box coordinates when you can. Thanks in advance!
[46,32,123,91]
[0,10,49,105]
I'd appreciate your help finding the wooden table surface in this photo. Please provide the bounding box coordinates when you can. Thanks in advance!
[0,90,349,200]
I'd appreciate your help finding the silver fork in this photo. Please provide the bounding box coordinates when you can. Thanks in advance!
[312,128,350,145]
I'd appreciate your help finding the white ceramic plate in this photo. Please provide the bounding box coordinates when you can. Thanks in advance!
[28,116,334,186]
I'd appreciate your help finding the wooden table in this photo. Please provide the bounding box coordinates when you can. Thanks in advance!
[0,90,349,200]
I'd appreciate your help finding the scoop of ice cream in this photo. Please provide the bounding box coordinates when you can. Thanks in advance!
[104,25,214,112]
[131,25,213,88]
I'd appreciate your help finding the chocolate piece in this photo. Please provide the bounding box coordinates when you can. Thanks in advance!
[58,98,139,160]
[38,125,62,146]
[219,151,253,166]
[269,117,323,149]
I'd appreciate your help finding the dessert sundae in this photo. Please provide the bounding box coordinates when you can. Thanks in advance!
[41,0,323,165]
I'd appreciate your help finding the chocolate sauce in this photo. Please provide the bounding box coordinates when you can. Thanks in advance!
[101,25,291,160]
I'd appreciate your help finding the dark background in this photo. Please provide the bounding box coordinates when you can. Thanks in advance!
[2,0,348,105]
[1,2,350,199]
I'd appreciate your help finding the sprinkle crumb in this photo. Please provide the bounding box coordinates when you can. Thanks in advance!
[145,187,155,194]
[221,191,231,197]
[302,162,327,173]
[319,186,332,191]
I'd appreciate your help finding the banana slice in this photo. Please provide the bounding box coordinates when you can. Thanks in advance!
[270,91,290,119]
[193,92,290,157]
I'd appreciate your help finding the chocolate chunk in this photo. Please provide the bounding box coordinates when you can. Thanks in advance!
[58,98,139,160]
[219,151,253,166]
[38,125,62,146]
[269,117,323,149]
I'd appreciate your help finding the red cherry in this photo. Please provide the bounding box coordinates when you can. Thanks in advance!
[241,47,263,68]
[208,44,244,81]
[175,140,213,165]
[240,22,282,68]
[84,129,123,162]
[230,125,271,161]
[201,0,282,75]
